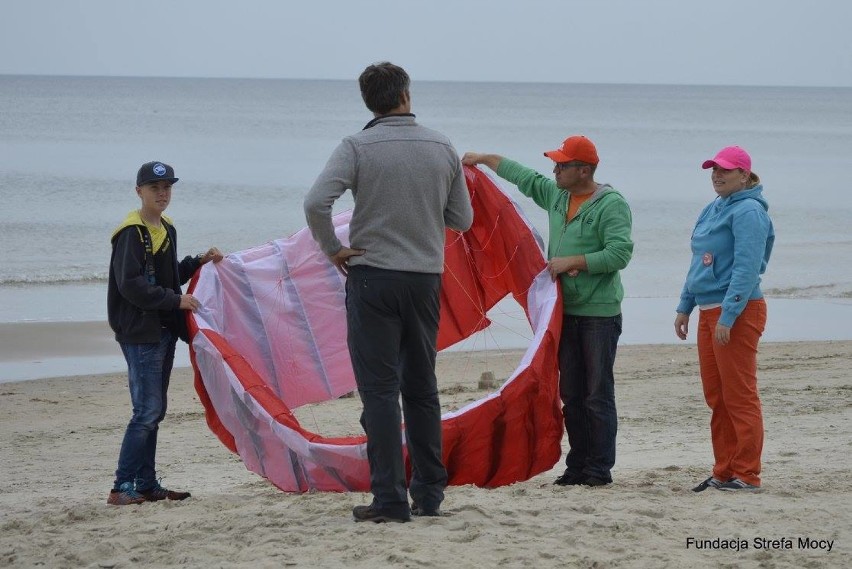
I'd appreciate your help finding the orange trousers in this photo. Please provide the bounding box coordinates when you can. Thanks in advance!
[697,299,767,486]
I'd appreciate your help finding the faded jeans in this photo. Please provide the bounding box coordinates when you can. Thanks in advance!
[113,329,176,492]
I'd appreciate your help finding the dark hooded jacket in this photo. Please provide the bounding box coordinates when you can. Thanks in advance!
[107,211,200,343]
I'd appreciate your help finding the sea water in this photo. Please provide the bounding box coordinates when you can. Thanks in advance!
[1,76,851,348]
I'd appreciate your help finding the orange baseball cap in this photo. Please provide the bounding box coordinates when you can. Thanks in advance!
[544,135,599,165]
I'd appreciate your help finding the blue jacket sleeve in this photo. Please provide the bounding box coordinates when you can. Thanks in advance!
[720,207,772,327]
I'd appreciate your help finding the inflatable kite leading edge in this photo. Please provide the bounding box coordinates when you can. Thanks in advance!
[187,165,563,492]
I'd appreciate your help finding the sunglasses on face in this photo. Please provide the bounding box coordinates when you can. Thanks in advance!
[554,161,586,172]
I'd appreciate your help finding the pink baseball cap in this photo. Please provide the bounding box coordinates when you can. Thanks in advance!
[702,145,751,171]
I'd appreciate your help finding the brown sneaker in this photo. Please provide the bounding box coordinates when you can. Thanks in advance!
[107,482,146,506]
[138,482,191,502]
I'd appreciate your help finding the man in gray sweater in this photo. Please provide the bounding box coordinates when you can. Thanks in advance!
[304,62,473,523]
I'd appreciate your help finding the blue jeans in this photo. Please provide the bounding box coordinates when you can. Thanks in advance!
[113,329,176,492]
[558,314,622,482]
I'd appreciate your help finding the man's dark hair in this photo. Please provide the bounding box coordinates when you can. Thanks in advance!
[359,62,410,115]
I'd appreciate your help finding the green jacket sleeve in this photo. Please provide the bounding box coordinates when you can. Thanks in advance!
[584,195,634,274]
[496,159,562,212]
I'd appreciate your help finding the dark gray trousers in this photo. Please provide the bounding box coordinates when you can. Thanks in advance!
[346,265,447,517]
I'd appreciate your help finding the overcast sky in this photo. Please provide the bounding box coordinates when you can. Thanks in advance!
[2,0,850,87]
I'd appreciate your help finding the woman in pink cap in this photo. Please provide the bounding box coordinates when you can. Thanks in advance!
[674,145,775,492]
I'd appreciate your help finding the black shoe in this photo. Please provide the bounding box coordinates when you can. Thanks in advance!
[692,476,725,493]
[138,482,191,501]
[411,502,441,517]
[554,472,586,486]
[352,505,410,523]
[582,476,611,487]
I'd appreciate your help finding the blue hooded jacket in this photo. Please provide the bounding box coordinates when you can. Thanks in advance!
[676,184,775,327]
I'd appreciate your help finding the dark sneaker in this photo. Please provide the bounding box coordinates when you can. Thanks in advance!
[554,471,586,486]
[718,478,760,492]
[138,481,191,502]
[692,476,725,493]
[582,476,611,487]
[352,505,410,523]
[107,481,145,506]
[411,502,441,517]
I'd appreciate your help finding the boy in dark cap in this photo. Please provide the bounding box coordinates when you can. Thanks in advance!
[106,161,223,505]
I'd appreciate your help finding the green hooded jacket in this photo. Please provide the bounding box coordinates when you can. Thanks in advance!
[496,159,634,317]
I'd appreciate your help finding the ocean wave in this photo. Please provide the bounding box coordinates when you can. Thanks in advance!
[763,284,852,299]
[0,273,108,286]
[627,285,852,301]
[2,274,851,300]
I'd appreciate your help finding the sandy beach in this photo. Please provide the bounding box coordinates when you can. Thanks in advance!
[1,340,849,568]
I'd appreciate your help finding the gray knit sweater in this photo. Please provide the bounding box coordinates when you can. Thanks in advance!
[304,115,473,273]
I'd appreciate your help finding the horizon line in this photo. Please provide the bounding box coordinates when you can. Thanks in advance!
[1,72,848,90]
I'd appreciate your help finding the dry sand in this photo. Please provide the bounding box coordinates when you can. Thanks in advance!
[1,341,850,568]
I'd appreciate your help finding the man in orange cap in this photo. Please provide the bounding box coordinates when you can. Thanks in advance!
[463,136,633,487]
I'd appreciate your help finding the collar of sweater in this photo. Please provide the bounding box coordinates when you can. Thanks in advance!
[362,113,416,130]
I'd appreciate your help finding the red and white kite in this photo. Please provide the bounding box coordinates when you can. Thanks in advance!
[188,166,563,492]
